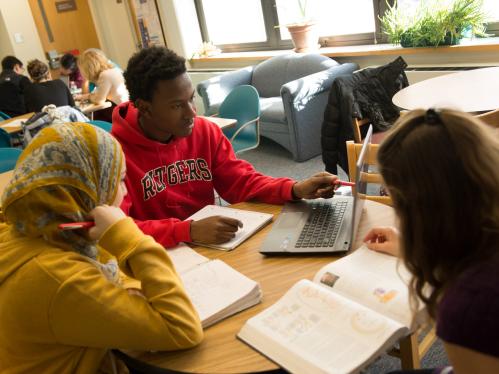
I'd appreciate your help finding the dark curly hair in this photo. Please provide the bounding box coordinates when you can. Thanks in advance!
[2,56,23,71]
[124,47,186,103]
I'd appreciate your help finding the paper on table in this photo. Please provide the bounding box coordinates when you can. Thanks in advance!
[1,119,24,128]
[187,205,273,251]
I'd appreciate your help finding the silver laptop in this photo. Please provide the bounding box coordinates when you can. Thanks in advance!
[260,126,372,254]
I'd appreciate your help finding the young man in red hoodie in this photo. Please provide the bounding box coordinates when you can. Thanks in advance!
[112,47,338,248]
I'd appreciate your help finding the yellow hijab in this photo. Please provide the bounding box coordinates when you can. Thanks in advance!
[1,122,123,260]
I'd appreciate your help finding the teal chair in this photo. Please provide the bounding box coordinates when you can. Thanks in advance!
[0,128,12,147]
[218,85,260,154]
[0,148,22,172]
[88,120,112,132]
[0,111,10,120]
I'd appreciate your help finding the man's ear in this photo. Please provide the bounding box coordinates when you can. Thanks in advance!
[135,99,153,119]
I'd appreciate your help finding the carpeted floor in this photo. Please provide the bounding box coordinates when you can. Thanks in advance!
[238,137,450,373]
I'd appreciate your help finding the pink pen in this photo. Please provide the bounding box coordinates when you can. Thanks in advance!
[58,221,95,230]
[333,180,356,187]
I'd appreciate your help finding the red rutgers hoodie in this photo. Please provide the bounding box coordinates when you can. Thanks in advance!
[112,102,296,247]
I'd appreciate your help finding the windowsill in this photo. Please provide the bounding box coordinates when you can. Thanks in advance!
[190,37,499,62]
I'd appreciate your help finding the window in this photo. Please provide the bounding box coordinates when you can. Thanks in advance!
[194,0,499,52]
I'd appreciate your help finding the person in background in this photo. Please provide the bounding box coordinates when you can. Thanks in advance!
[363,109,499,374]
[0,55,31,117]
[76,49,129,122]
[59,53,88,94]
[24,59,75,112]
[0,122,203,373]
[112,46,338,248]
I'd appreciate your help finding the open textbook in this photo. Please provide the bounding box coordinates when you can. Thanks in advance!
[167,244,261,328]
[238,246,426,374]
[187,205,273,250]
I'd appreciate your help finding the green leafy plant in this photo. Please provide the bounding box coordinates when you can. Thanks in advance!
[381,0,489,47]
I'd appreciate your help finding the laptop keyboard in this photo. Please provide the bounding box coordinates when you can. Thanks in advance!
[295,201,348,248]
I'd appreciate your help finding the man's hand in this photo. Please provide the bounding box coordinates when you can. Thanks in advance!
[190,216,243,244]
[88,205,127,241]
[292,172,338,200]
[363,226,401,257]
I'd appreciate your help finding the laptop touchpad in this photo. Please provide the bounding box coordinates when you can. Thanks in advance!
[276,212,304,229]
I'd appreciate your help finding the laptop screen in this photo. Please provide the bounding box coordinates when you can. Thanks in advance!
[350,125,373,246]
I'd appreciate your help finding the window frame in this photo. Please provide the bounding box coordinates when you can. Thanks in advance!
[194,0,499,52]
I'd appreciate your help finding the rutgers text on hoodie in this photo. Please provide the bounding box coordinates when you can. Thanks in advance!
[112,102,296,247]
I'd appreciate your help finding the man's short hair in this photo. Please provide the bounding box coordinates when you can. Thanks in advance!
[2,56,23,71]
[124,47,186,103]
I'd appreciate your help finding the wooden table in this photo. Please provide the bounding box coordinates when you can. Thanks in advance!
[134,200,395,373]
[0,170,13,195]
[199,115,236,130]
[393,66,499,112]
[0,113,33,134]
[77,102,112,120]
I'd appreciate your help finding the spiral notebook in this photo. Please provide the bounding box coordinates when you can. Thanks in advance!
[187,205,273,251]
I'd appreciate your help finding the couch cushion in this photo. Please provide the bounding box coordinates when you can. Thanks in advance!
[252,54,339,98]
[260,97,286,124]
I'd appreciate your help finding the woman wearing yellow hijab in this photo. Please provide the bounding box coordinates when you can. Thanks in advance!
[0,123,202,373]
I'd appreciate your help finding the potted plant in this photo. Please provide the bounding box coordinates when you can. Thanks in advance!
[276,0,320,53]
[381,0,488,47]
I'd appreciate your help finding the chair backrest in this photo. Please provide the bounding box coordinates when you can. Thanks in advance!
[0,111,11,120]
[218,85,260,153]
[346,140,392,206]
[88,120,112,132]
[476,108,499,128]
[252,53,338,97]
[0,147,22,173]
[0,128,12,148]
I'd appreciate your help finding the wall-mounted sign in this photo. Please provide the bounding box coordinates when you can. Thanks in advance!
[55,0,77,13]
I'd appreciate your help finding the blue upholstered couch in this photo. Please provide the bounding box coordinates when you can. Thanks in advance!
[197,54,359,161]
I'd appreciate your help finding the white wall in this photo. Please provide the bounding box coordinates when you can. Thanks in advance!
[88,0,138,69]
[0,0,45,65]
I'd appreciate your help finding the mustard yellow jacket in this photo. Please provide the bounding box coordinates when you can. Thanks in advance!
[0,218,203,373]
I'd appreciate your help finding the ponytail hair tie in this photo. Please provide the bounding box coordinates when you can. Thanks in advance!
[425,108,442,125]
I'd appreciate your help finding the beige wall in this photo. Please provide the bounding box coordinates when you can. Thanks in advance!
[0,0,45,65]
[0,10,14,60]
[88,0,137,69]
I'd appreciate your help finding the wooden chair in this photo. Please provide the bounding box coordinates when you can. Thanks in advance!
[346,140,392,206]
[346,139,437,369]
[476,108,499,128]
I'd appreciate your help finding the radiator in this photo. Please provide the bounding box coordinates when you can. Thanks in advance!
[405,64,498,84]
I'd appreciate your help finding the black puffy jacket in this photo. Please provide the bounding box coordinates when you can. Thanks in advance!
[321,57,409,174]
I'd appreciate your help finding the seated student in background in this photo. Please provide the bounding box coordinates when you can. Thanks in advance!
[24,59,75,112]
[76,48,129,122]
[0,122,203,372]
[59,53,88,93]
[112,46,338,248]
[363,109,499,374]
[0,55,31,117]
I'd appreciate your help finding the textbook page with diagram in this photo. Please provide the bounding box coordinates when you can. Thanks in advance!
[167,244,262,328]
[238,246,425,374]
[187,205,273,251]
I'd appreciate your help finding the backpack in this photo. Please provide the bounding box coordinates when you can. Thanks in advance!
[21,112,53,146]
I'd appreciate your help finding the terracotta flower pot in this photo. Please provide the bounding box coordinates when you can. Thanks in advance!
[286,23,320,53]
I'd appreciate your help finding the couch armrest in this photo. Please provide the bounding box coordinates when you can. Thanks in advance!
[196,66,254,115]
[280,63,359,104]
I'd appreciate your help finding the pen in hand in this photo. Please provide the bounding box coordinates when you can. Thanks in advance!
[333,180,356,187]
[58,221,95,230]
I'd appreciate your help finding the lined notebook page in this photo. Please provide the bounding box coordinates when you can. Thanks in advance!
[187,205,273,250]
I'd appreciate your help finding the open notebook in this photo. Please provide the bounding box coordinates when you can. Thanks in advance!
[187,205,273,250]
[238,246,427,374]
[167,244,261,328]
